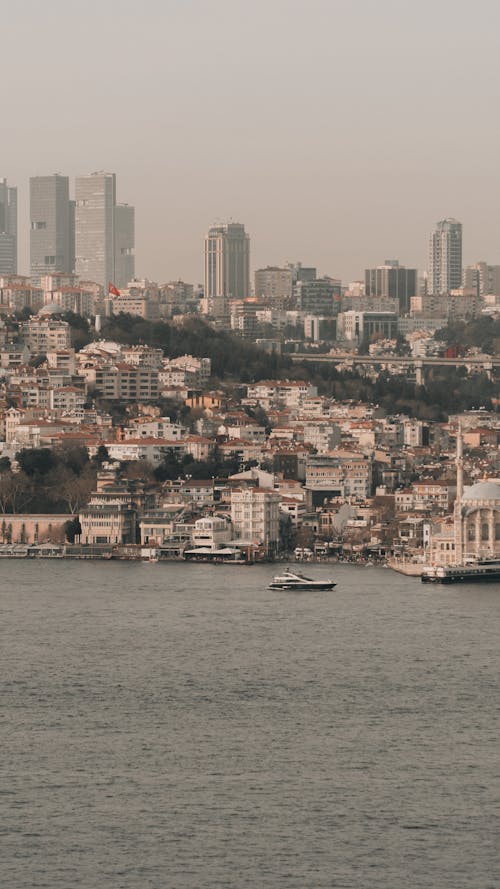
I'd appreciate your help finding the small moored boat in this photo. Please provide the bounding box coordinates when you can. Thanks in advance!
[269,569,336,591]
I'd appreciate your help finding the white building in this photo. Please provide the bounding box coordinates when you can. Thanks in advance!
[230,487,280,554]
[428,218,462,295]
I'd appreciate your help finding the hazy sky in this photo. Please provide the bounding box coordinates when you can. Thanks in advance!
[4,0,500,284]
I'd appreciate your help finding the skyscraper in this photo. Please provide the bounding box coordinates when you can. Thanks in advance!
[30,174,74,278]
[75,173,134,289]
[114,203,135,288]
[0,178,17,275]
[428,218,462,295]
[204,222,250,313]
[75,172,116,288]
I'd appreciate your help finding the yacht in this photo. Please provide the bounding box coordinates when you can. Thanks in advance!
[269,569,336,591]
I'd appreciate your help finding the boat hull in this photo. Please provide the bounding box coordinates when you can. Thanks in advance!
[269,581,336,590]
[422,567,500,584]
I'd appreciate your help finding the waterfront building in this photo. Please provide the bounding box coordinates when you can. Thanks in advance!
[428,218,462,295]
[230,487,280,554]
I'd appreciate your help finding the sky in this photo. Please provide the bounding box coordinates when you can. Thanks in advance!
[3,0,500,284]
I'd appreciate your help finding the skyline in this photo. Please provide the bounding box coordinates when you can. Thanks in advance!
[4,0,500,281]
[6,170,500,286]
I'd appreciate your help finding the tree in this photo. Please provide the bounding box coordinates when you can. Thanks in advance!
[94,444,110,467]
[59,468,95,513]
[0,457,11,474]
[55,444,89,476]
[63,517,82,543]
[0,472,32,514]
[16,448,56,477]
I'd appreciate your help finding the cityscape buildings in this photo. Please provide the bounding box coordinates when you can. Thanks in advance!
[0,178,17,275]
[30,174,74,279]
[428,218,462,295]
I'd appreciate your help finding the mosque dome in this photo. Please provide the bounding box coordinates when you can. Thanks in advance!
[462,481,500,502]
[38,302,62,316]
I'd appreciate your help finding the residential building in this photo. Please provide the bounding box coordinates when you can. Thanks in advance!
[254,266,293,307]
[428,218,462,295]
[305,452,373,507]
[30,175,74,278]
[19,318,71,352]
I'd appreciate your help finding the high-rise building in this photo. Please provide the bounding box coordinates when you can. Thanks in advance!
[428,218,462,295]
[365,260,417,314]
[463,261,500,298]
[75,172,117,289]
[295,277,341,316]
[114,203,135,289]
[0,178,17,275]
[204,223,250,314]
[254,266,293,307]
[30,174,74,278]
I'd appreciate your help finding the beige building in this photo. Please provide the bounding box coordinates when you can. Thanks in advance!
[20,318,71,352]
[79,503,137,545]
[0,514,73,544]
[254,266,293,307]
[230,487,280,554]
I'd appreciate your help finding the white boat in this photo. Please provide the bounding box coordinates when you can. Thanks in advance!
[269,569,336,591]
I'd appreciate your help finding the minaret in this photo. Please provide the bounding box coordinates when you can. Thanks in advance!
[454,422,463,564]
[456,421,463,502]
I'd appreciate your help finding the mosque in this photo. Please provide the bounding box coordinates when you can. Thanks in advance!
[429,429,500,566]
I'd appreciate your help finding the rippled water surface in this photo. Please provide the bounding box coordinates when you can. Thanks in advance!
[2,561,500,888]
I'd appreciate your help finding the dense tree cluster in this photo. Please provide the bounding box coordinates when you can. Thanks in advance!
[153,447,242,482]
[99,314,291,381]
[435,317,500,355]
[0,445,96,514]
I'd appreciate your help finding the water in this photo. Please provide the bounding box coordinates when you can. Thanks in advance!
[2,561,499,888]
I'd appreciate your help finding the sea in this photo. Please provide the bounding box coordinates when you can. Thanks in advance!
[2,560,499,888]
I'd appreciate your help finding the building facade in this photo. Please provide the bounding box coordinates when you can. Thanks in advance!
[75,171,116,288]
[0,178,17,275]
[30,175,74,278]
[230,487,280,554]
[365,261,417,314]
[204,222,250,312]
[254,266,293,307]
[428,218,462,295]
[114,203,135,288]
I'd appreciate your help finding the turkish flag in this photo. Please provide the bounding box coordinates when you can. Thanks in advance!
[108,282,121,296]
